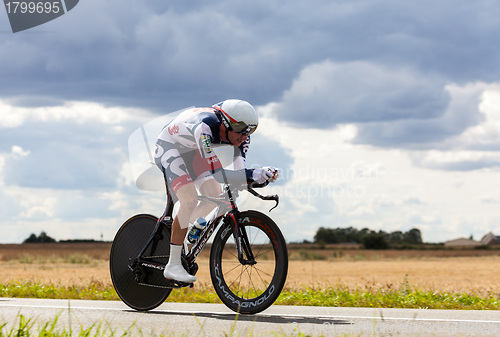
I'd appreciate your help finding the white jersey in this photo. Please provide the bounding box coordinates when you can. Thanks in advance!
[157,107,251,178]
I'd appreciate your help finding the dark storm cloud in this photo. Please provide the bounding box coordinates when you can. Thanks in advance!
[274,60,450,128]
[351,83,486,148]
[2,0,500,113]
[0,0,299,111]
[3,0,500,170]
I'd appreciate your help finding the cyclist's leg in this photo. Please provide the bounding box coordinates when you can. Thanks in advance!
[170,182,198,245]
[190,173,222,222]
[164,182,197,283]
[155,139,198,242]
[155,140,197,283]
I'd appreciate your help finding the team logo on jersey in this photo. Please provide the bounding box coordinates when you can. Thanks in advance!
[201,134,212,154]
[207,157,219,165]
[168,125,179,135]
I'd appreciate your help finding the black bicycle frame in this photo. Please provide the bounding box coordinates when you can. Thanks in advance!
[131,184,276,277]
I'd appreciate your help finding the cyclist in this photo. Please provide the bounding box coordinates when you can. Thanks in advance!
[154,99,279,283]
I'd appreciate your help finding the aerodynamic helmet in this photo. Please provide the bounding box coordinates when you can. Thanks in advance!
[213,99,258,135]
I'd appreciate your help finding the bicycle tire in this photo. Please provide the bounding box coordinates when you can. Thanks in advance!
[210,210,288,314]
[110,214,172,311]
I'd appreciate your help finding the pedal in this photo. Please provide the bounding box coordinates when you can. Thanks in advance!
[164,279,195,289]
[173,281,194,289]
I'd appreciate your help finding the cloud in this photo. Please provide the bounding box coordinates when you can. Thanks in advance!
[271,62,490,151]
[0,0,302,110]
[359,84,500,171]
[408,150,500,171]
[3,0,500,113]
[244,134,294,186]
[480,194,500,204]
[269,61,500,171]
[353,82,487,148]
[0,100,152,189]
[3,0,500,243]
[0,100,146,128]
[274,60,450,127]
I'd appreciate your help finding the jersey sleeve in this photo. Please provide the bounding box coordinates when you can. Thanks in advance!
[193,122,223,172]
[234,137,254,182]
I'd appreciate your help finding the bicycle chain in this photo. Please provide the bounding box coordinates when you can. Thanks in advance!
[138,282,193,289]
[138,282,171,289]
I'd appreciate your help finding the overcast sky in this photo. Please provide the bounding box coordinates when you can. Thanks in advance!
[1,0,500,243]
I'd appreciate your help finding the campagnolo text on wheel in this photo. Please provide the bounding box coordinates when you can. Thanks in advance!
[110,100,288,314]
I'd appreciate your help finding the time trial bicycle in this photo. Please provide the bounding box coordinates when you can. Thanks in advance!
[109,182,288,314]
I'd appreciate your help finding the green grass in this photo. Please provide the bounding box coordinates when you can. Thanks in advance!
[0,281,117,301]
[0,313,111,337]
[0,313,177,337]
[0,314,300,337]
[277,286,500,310]
[1,280,499,310]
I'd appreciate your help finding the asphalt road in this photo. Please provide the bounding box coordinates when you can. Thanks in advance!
[1,298,499,336]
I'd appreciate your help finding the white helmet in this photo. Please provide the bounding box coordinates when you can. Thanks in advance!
[213,99,258,135]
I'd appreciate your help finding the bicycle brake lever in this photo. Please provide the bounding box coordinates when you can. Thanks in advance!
[268,195,279,212]
[247,187,279,212]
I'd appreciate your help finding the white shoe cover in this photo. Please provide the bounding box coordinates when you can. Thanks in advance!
[163,264,196,283]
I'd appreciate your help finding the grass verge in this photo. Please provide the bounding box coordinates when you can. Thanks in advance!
[0,313,195,337]
[2,313,301,337]
[1,280,499,310]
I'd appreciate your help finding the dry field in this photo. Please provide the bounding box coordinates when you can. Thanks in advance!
[1,243,500,296]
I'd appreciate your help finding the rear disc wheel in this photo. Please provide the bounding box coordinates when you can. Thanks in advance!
[110,214,172,311]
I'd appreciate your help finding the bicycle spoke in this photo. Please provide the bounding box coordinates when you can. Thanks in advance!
[224,242,238,260]
[224,263,246,285]
[250,266,274,279]
[245,265,265,299]
[254,246,274,259]
[211,211,288,314]
[223,261,246,277]
[231,265,245,294]
[246,266,258,297]
[251,266,273,288]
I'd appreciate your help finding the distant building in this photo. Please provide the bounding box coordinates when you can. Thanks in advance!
[444,237,481,248]
[480,232,500,246]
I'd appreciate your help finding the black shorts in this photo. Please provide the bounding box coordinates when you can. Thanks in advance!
[154,139,214,193]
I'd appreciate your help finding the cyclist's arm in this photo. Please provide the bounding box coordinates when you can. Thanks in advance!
[233,137,255,183]
[194,123,248,185]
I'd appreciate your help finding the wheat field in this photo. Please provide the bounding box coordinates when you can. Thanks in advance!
[1,243,499,297]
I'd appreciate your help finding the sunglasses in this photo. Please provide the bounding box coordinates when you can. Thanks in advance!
[231,122,258,135]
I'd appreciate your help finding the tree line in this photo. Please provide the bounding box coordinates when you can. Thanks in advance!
[313,226,423,249]
[23,232,101,243]
[23,231,57,243]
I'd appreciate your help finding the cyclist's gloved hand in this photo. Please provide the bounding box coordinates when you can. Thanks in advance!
[253,166,278,184]
[252,167,273,184]
[264,166,279,182]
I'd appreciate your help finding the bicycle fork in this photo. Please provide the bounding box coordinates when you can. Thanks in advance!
[227,211,257,266]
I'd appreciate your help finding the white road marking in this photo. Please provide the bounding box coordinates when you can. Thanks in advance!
[1,303,499,324]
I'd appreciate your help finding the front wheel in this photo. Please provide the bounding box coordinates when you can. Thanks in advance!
[210,210,288,314]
